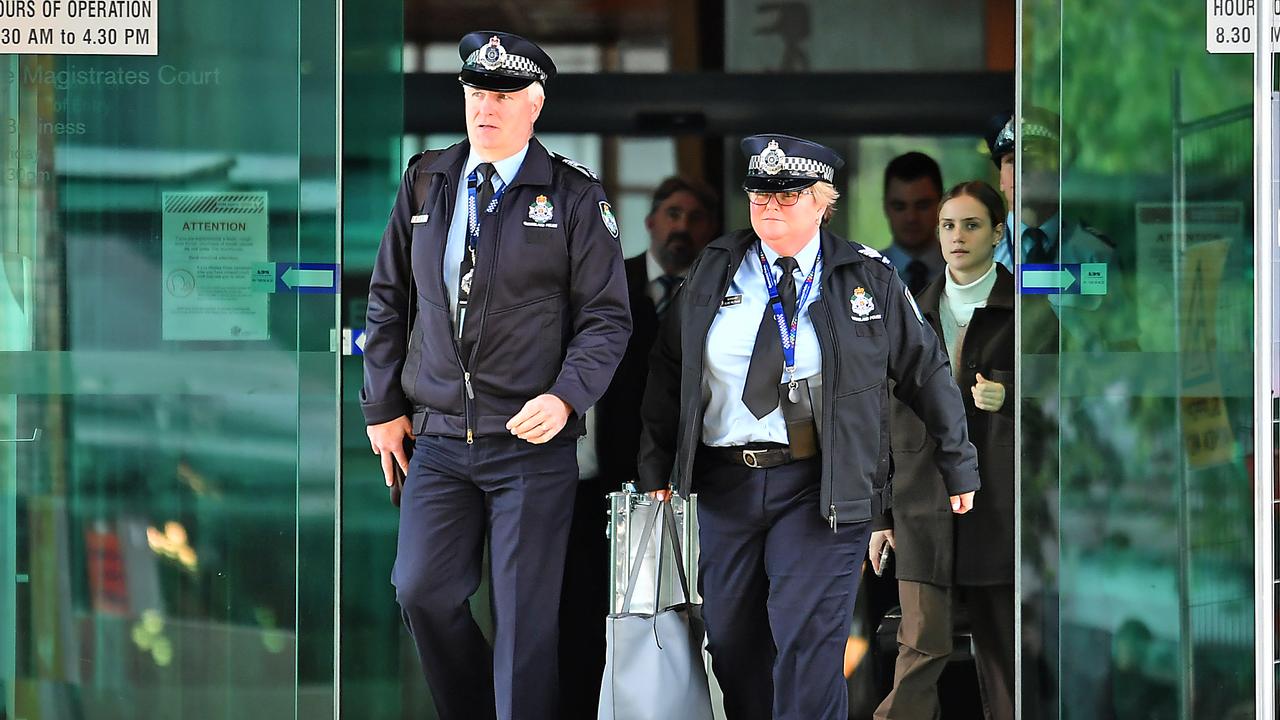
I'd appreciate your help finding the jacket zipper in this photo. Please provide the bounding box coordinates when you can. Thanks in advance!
[463,372,475,443]
[814,295,842,532]
[437,175,476,444]
[460,196,506,444]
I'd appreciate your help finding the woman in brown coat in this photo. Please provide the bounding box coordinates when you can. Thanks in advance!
[870,181,1049,720]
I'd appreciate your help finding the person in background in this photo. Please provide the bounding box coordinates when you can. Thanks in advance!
[881,151,946,294]
[871,180,1052,720]
[558,176,718,719]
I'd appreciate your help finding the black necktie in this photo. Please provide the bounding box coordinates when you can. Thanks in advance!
[743,256,799,419]
[1024,227,1052,263]
[653,274,681,319]
[456,163,496,336]
[905,259,929,294]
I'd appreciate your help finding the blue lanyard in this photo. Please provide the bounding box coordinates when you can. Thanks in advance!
[466,171,507,251]
[754,241,821,383]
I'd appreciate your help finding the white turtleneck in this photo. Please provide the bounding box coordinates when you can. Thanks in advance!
[940,262,998,374]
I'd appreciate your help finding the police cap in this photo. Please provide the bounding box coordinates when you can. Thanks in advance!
[986,108,1061,167]
[740,134,844,192]
[458,31,557,92]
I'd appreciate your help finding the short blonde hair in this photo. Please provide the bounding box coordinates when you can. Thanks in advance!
[809,181,841,223]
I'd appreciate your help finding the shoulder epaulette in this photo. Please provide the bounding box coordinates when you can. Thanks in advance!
[856,244,894,268]
[551,152,600,182]
[1079,220,1116,248]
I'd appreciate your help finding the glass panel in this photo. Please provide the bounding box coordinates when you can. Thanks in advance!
[339,0,418,717]
[0,0,340,717]
[1020,1,1256,717]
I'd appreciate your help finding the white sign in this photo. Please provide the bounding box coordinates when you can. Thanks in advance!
[1206,0,1279,53]
[1,0,157,55]
[162,192,270,341]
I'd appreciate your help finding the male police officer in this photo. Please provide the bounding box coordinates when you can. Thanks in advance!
[361,31,630,720]
[985,108,1126,350]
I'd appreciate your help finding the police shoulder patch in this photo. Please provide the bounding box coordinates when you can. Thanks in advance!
[598,201,619,239]
[551,152,599,181]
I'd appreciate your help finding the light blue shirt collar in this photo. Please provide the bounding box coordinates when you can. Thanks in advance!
[757,229,822,278]
[1019,212,1060,249]
[463,142,530,187]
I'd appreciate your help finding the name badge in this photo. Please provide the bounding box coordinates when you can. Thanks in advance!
[721,294,743,307]
[411,214,430,224]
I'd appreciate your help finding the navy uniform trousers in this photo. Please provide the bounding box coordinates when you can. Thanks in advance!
[393,433,580,720]
[695,450,872,720]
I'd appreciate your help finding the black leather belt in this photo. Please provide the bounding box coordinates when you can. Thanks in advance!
[706,444,793,469]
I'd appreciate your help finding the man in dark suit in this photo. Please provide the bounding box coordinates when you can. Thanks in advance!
[557,176,718,718]
[596,176,719,482]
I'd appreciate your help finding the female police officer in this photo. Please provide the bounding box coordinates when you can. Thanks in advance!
[635,134,980,720]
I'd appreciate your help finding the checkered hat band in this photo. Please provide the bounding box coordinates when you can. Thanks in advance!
[465,49,546,81]
[1023,122,1056,141]
[748,155,834,182]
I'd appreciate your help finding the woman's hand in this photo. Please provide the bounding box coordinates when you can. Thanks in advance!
[971,373,1005,412]
[950,491,976,514]
[648,489,673,502]
[869,529,895,575]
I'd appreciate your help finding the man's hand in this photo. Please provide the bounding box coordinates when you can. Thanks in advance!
[367,415,413,487]
[506,394,573,444]
[950,491,976,514]
[648,489,672,502]
[869,529,895,575]
[971,373,1006,412]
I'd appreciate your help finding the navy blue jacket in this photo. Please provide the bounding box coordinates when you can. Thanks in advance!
[635,228,980,525]
[361,138,631,440]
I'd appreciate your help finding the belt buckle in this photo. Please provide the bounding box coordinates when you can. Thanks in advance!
[742,449,760,468]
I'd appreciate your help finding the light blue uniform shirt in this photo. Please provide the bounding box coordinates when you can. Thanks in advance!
[444,144,530,320]
[993,211,1060,271]
[702,230,824,446]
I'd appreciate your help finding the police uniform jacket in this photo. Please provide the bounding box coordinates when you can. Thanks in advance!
[877,265,1055,585]
[635,228,980,525]
[360,138,631,439]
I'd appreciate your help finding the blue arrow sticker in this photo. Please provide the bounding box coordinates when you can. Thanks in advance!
[1020,263,1109,296]
[274,263,340,294]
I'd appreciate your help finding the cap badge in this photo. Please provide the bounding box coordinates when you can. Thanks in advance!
[480,36,507,70]
[759,140,787,175]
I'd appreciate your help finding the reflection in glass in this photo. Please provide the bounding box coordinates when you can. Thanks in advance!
[1019,1,1256,717]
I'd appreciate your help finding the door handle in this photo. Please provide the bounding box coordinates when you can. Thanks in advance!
[0,428,41,443]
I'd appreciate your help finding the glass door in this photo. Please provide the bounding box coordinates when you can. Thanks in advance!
[0,0,342,717]
[1017,0,1259,717]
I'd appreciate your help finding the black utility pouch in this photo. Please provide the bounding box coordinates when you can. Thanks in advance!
[779,377,819,460]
